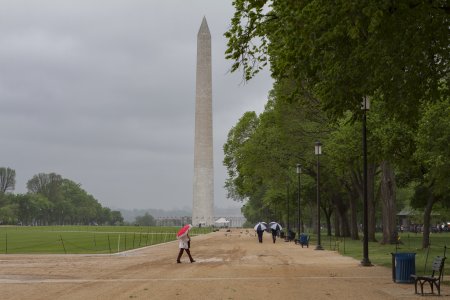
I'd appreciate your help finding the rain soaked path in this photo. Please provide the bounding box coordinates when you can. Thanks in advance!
[0,229,447,299]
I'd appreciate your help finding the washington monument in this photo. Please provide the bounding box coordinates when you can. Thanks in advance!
[192,17,214,226]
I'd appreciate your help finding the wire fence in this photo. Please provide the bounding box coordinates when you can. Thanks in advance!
[0,226,212,254]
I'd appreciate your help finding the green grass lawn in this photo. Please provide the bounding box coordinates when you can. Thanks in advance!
[0,225,212,254]
[308,231,449,282]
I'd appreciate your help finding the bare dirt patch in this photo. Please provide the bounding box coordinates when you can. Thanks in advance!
[0,229,447,299]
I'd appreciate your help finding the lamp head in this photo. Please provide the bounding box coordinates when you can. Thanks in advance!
[315,141,322,155]
[361,96,370,110]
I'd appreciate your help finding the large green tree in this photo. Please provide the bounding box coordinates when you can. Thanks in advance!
[226,0,449,119]
[224,82,341,233]
[24,173,122,225]
[27,173,63,203]
[412,98,450,247]
[0,169,121,225]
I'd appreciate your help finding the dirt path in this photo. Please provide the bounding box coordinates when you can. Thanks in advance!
[0,229,447,299]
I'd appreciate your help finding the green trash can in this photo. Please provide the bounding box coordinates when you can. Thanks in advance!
[391,252,416,283]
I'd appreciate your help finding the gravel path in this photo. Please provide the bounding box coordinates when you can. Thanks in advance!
[0,229,447,299]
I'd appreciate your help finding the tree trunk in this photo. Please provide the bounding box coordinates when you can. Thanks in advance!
[422,195,436,248]
[352,165,377,242]
[323,206,333,236]
[380,161,397,244]
[367,163,377,242]
[333,194,350,237]
[334,211,341,237]
[344,180,360,240]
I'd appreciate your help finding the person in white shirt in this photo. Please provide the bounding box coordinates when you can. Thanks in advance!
[176,233,195,263]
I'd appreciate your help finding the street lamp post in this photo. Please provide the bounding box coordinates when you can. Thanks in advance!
[361,97,372,266]
[296,164,302,236]
[285,180,290,241]
[315,141,323,250]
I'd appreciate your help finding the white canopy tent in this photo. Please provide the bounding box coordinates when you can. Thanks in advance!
[214,217,230,227]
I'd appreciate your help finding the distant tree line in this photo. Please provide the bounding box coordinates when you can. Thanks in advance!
[134,212,156,226]
[0,167,123,225]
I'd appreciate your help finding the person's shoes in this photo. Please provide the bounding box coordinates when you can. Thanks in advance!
[177,260,181,263]
[190,260,195,263]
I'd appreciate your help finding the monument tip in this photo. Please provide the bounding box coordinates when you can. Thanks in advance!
[198,16,210,36]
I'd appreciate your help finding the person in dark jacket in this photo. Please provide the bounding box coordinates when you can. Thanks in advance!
[271,228,278,243]
[256,228,264,243]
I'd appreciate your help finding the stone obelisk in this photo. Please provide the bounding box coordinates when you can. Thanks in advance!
[192,17,214,227]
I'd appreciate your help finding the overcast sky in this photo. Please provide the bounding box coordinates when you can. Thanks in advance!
[0,1,273,211]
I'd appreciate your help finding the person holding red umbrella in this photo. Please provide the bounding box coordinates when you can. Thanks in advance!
[176,224,195,263]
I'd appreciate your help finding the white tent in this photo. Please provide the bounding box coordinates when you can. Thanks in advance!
[214,217,230,227]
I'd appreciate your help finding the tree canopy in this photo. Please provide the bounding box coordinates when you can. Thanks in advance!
[0,170,123,226]
[226,0,449,119]
[224,0,449,247]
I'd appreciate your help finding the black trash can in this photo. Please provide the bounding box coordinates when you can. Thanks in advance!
[391,252,416,283]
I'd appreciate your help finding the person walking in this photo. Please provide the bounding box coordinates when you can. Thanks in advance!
[268,222,282,244]
[271,228,278,243]
[256,228,264,243]
[176,233,195,263]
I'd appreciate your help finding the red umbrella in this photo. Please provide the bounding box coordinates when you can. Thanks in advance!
[177,224,193,238]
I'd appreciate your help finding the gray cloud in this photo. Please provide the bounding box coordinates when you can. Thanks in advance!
[0,0,272,211]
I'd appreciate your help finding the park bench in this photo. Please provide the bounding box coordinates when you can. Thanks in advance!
[295,234,310,248]
[410,256,446,296]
